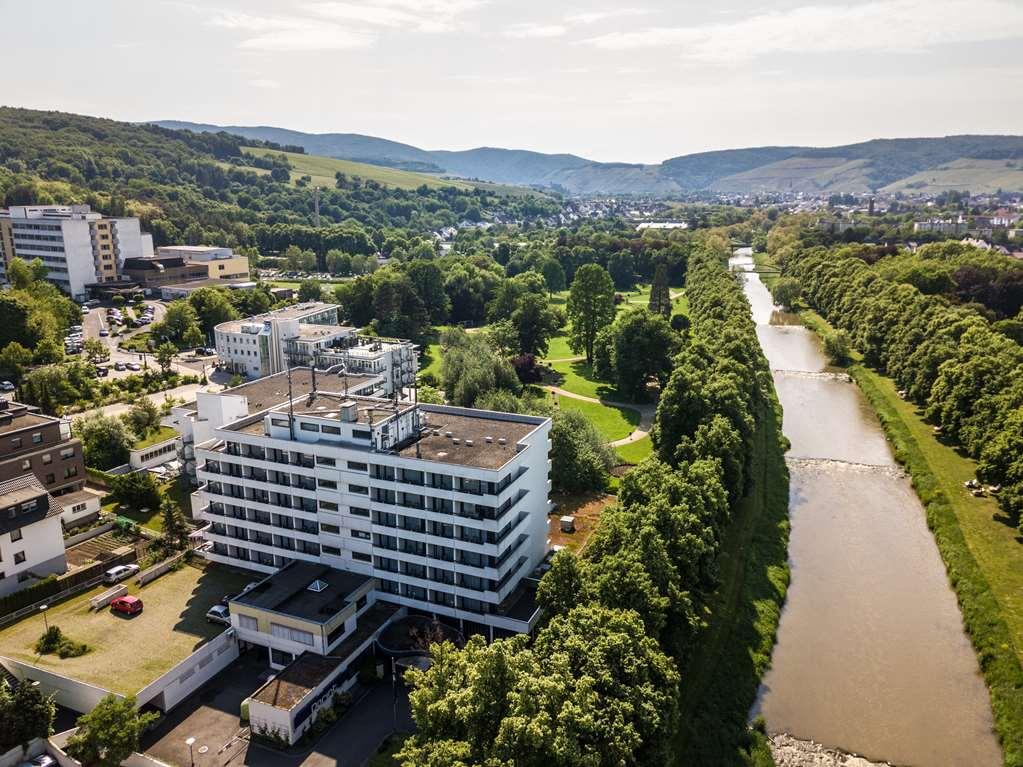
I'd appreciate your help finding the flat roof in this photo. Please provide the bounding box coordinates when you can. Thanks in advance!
[0,409,54,437]
[250,602,398,710]
[296,324,355,340]
[232,561,372,623]
[220,369,378,414]
[286,392,412,423]
[401,408,541,470]
[161,278,255,291]
[216,302,339,334]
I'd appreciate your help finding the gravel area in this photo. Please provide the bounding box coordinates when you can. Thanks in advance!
[769,734,895,767]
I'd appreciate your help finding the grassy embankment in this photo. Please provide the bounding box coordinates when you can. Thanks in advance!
[797,307,1023,767]
[673,391,790,765]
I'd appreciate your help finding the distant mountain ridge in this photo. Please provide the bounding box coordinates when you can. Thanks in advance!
[152,120,1023,196]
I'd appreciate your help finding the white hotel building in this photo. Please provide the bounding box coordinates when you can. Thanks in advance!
[214,303,416,396]
[191,377,552,639]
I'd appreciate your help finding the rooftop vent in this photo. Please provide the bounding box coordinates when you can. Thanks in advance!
[451,438,460,445]
[445,431,453,438]
[485,436,493,443]
[340,401,358,422]
[465,439,474,447]
[307,579,329,593]
[497,438,507,446]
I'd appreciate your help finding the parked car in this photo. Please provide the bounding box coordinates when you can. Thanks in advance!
[206,604,230,625]
[126,362,142,371]
[99,329,110,337]
[0,381,14,392]
[95,366,109,377]
[19,753,57,767]
[110,595,143,616]
[102,563,140,584]
[113,361,126,371]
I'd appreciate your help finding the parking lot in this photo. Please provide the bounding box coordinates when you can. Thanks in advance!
[0,563,254,696]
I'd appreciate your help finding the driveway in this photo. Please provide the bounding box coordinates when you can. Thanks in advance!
[143,651,413,767]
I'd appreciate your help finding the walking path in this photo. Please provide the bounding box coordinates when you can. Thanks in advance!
[544,385,656,447]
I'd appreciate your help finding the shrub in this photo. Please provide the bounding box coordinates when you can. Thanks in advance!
[823,329,852,365]
[35,626,89,658]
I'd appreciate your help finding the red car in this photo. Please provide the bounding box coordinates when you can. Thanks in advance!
[110,595,143,616]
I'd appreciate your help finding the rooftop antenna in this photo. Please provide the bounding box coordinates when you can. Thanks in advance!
[286,364,296,441]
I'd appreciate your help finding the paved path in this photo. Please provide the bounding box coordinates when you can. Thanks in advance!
[544,385,656,447]
[73,381,221,420]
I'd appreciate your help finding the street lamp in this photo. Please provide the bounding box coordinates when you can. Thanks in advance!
[185,736,196,767]
[39,604,49,632]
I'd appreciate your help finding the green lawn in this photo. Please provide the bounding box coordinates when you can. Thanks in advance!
[134,425,178,450]
[556,395,639,442]
[544,333,576,361]
[268,280,301,290]
[672,292,689,317]
[0,564,254,695]
[549,360,622,400]
[616,435,654,464]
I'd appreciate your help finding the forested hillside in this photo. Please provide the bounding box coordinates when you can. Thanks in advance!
[0,108,558,254]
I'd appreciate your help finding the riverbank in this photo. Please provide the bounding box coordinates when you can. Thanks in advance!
[797,306,1023,767]
[673,389,791,765]
[768,734,892,767]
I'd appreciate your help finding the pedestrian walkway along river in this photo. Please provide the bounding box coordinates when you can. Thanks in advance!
[732,249,1000,767]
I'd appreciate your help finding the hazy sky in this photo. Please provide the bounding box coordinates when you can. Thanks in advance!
[2,0,1022,163]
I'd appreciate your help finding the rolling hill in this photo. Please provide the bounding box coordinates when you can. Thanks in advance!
[154,120,1023,196]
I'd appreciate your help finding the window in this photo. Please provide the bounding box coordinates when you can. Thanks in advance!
[32,433,42,444]
[21,460,30,471]
[352,429,371,440]
[319,500,339,512]
[41,454,51,465]
[321,425,340,435]
[13,552,25,565]
[347,461,368,472]
[315,456,336,467]
[349,506,369,517]
[355,595,367,610]
[10,529,22,542]
[352,551,371,563]
[238,614,258,631]
[11,437,21,449]
[348,484,368,495]
[271,648,294,666]
[271,623,314,646]
[299,422,320,433]
[351,529,371,540]
[320,523,340,535]
[64,466,78,479]
[322,545,341,556]
[271,418,288,427]
[317,478,338,490]
[45,473,54,484]
[60,447,74,459]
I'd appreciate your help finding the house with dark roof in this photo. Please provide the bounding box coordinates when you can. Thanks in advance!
[0,475,67,596]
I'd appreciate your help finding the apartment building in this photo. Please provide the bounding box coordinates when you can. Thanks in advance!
[156,245,250,280]
[0,475,67,597]
[0,400,99,529]
[214,303,417,395]
[191,386,551,639]
[0,205,147,300]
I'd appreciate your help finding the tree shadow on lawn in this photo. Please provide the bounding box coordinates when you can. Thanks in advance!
[544,360,629,402]
[170,564,255,649]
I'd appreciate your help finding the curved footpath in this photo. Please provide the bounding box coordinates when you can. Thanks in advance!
[543,385,655,447]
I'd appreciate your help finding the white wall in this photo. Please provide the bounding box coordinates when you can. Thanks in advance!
[59,220,97,301]
[134,629,239,711]
[0,657,116,713]
[111,218,145,268]
[0,515,66,597]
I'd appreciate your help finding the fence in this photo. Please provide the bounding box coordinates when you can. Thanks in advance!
[136,550,187,587]
[0,550,138,628]
[89,585,127,611]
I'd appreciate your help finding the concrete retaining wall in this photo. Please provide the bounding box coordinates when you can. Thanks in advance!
[0,657,117,714]
[0,738,46,767]
[89,585,127,611]
[135,629,239,712]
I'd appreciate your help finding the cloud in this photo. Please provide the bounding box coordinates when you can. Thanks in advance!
[306,0,484,33]
[248,78,281,89]
[564,8,650,25]
[581,0,1023,63]
[204,9,374,50]
[505,23,569,39]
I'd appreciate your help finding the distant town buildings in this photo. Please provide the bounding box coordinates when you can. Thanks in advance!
[0,204,148,300]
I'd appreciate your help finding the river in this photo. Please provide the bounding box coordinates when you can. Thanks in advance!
[732,249,1000,767]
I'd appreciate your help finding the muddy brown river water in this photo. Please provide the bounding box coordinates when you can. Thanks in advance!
[734,249,1001,767]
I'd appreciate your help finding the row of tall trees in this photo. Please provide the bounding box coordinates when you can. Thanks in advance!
[398,234,780,765]
[784,243,1023,528]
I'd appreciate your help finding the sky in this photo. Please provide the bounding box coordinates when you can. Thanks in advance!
[1,0,1022,163]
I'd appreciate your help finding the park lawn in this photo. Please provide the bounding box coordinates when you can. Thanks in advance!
[550,360,623,400]
[623,283,653,306]
[268,280,302,290]
[672,292,689,317]
[549,289,570,308]
[616,435,653,465]
[0,564,253,696]
[544,333,576,361]
[556,395,639,442]
[134,425,178,450]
